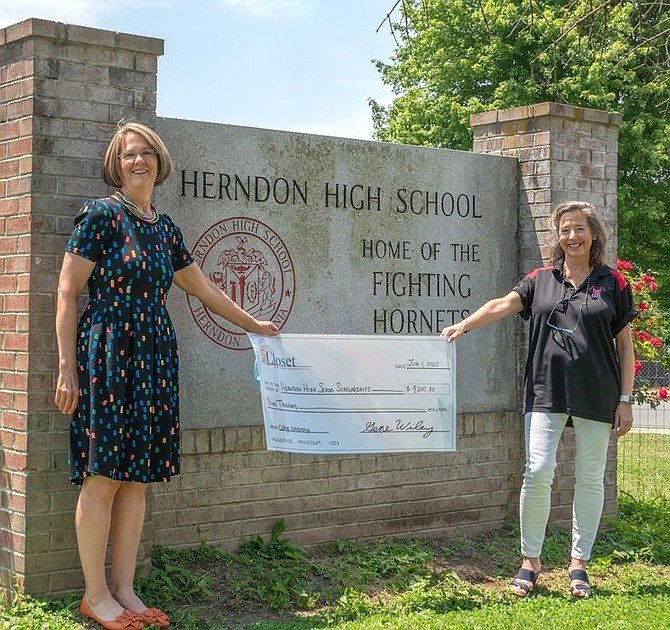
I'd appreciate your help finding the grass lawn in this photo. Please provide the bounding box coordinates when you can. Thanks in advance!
[2,432,669,629]
[618,431,670,501]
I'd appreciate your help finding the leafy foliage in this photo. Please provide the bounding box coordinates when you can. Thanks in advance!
[373,0,670,310]
[0,593,83,630]
[616,259,670,405]
[323,537,433,590]
[233,519,321,611]
[603,493,670,564]
[135,545,216,609]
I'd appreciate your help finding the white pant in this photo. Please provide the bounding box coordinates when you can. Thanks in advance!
[520,412,612,560]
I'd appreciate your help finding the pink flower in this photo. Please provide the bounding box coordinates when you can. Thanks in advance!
[639,331,651,342]
[659,387,668,400]
[617,259,634,271]
[635,361,643,375]
[638,302,648,312]
[650,338,662,349]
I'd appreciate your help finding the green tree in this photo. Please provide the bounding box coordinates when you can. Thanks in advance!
[373,0,670,311]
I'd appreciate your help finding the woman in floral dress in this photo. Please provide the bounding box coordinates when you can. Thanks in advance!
[55,122,279,630]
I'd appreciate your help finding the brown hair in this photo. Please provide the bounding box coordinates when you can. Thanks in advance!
[549,201,607,267]
[102,122,173,187]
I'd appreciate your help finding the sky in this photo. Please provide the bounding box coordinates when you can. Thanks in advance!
[0,0,399,140]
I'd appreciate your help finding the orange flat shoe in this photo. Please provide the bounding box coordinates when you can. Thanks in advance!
[138,607,170,628]
[79,596,146,630]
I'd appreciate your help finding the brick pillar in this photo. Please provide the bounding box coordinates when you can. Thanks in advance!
[470,102,622,525]
[0,18,163,595]
[471,102,621,273]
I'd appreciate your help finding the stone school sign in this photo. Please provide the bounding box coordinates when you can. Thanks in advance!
[155,120,519,427]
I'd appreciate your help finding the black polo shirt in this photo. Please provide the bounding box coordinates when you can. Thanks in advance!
[513,261,637,424]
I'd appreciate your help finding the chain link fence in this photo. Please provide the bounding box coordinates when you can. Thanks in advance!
[619,362,670,501]
[635,360,670,389]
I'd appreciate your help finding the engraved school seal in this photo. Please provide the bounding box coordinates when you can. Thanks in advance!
[188,217,295,350]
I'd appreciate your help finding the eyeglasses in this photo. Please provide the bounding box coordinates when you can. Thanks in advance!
[546,278,590,334]
[119,149,158,162]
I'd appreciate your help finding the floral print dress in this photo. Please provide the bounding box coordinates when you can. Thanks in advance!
[66,193,193,484]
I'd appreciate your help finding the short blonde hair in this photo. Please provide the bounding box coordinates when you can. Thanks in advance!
[103,122,173,187]
[549,201,607,267]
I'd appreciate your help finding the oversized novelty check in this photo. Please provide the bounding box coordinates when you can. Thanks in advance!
[248,334,455,454]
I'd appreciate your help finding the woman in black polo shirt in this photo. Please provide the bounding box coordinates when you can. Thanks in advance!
[441,201,636,598]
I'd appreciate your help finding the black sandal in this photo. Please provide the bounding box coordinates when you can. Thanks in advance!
[510,568,539,597]
[569,568,592,598]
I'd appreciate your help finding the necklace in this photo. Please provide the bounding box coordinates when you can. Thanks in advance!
[563,264,592,289]
[116,190,159,224]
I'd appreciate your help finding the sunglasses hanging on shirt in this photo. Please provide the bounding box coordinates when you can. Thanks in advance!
[546,276,591,334]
